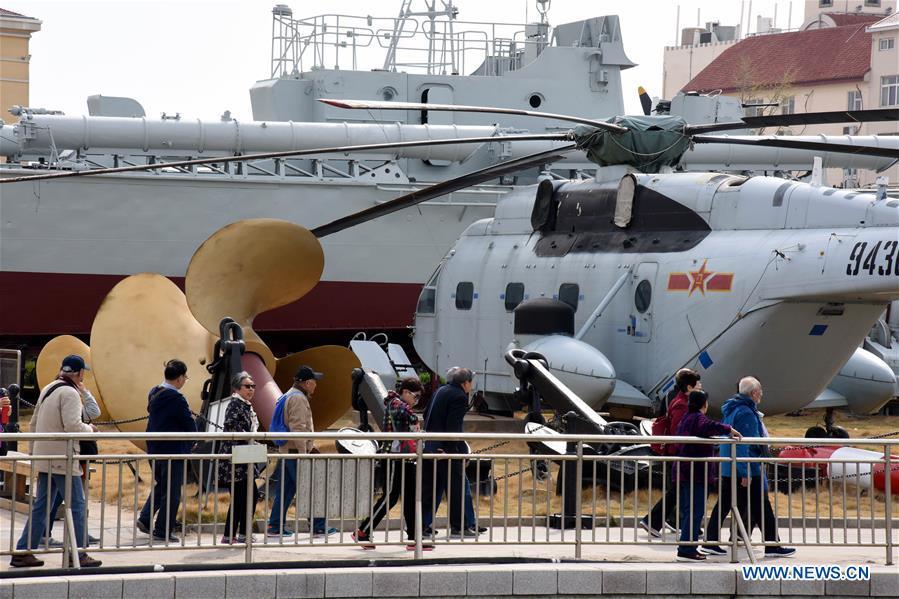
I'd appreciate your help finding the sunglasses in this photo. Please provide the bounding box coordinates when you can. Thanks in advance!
[241,383,257,389]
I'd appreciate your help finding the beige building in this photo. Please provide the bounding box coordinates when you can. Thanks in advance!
[664,1,897,186]
[0,7,41,117]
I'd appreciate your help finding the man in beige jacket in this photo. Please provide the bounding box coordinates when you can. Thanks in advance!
[10,355,102,568]
[266,365,337,537]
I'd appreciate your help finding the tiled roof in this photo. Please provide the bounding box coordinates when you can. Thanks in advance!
[822,13,883,26]
[683,23,873,93]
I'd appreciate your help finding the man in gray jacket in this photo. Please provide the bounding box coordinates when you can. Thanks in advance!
[10,355,102,568]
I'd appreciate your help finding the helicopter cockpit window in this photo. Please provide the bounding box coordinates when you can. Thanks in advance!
[416,288,436,315]
[635,280,652,313]
[504,282,525,312]
[559,283,580,311]
[455,282,474,310]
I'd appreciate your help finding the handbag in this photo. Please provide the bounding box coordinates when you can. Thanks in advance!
[79,439,99,456]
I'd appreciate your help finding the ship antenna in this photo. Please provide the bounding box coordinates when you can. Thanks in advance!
[536,0,550,25]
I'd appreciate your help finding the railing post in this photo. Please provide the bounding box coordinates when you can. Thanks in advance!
[729,441,738,564]
[885,444,893,566]
[245,458,254,564]
[574,440,584,559]
[414,436,423,559]
[62,438,79,569]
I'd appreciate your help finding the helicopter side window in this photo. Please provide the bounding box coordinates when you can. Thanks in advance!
[635,280,652,313]
[416,288,436,314]
[559,283,580,311]
[455,282,474,310]
[504,282,525,312]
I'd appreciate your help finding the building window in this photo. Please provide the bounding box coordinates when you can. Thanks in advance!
[881,75,899,107]
[865,0,881,6]
[819,0,833,6]
[559,283,580,312]
[843,126,859,135]
[847,90,863,110]
[780,96,795,115]
[455,282,474,310]
[504,283,525,312]
[880,38,895,51]
[744,98,765,118]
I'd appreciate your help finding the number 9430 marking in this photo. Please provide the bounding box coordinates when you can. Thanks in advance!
[846,241,899,276]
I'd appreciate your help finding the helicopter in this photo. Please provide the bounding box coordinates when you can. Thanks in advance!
[320,98,899,438]
[6,98,899,441]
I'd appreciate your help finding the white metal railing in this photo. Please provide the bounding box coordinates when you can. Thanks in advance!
[0,431,895,568]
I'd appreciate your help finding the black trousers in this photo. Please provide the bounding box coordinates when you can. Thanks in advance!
[645,482,680,530]
[359,460,416,539]
[706,476,779,543]
[224,477,259,538]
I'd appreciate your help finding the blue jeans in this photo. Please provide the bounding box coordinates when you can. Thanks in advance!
[267,457,327,532]
[138,458,185,536]
[678,482,706,556]
[422,456,476,530]
[17,472,87,551]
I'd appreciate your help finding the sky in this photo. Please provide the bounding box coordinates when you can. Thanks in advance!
[8,0,807,121]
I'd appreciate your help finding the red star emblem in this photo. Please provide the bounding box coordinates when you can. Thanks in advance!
[689,260,714,296]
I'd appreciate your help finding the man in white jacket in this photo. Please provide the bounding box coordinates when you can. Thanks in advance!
[9,355,102,568]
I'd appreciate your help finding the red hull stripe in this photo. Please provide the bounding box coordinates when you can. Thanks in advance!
[706,273,734,292]
[0,272,421,335]
[667,273,691,291]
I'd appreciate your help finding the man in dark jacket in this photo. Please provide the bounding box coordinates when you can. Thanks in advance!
[137,359,197,542]
[703,376,795,557]
[640,369,701,537]
[421,367,481,538]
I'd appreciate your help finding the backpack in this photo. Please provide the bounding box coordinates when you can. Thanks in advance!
[649,413,670,456]
[269,390,298,446]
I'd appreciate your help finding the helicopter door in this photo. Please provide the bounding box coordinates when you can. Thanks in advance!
[629,262,658,343]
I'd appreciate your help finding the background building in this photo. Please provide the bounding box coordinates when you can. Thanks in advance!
[0,7,41,116]
[664,0,897,186]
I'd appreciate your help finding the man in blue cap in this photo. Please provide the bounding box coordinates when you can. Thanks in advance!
[10,355,102,568]
[267,365,337,537]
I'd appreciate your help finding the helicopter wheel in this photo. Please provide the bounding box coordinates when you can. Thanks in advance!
[805,425,828,438]
[827,426,850,439]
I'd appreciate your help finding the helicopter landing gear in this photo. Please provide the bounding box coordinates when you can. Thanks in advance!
[805,407,849,439]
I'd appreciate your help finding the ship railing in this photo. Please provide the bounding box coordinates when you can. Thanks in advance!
[0,431,895,567]
[271,11,540,78]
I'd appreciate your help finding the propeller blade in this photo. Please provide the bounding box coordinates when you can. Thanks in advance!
[275,346,361,431]
[185,219,325,375]
[688,108,899,135]
[36,335,109,420]
[638,87,652,116]
[692,135,899,160]
[311,145,576,238]
[320,98,629,133]
[0,133,572,184]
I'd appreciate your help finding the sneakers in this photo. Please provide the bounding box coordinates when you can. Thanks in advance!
[235,534,255,544]
[700,545,728,556]
[313,527,339,537]
[352,529,376,550]
[406,542,435,551]
[266,527,295,537]
[422,526,436,538]
[638,518,662,538]
[10,553,44,568]
[664,522,681,535]
[136,519,150,535]
[41,536,64,548]
[78,552,102,568]
[764,546,797,558]
[220,535,234,544]
[676,552,707,562]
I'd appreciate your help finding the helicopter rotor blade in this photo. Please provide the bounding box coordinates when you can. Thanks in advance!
[638,87,652,116]
[687,108,899,135]
[319,98,629,134]
[692,135,899,160]
[0,133,573,184]
[312,145,577,238]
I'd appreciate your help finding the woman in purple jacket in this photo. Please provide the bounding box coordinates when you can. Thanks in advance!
[674,391,742,561]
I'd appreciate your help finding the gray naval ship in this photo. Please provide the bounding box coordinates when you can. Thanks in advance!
[1,0,896,350]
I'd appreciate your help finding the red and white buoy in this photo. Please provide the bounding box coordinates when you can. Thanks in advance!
[778,445,899,495]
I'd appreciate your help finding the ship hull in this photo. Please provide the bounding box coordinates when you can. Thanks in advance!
[0,169,505,339]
